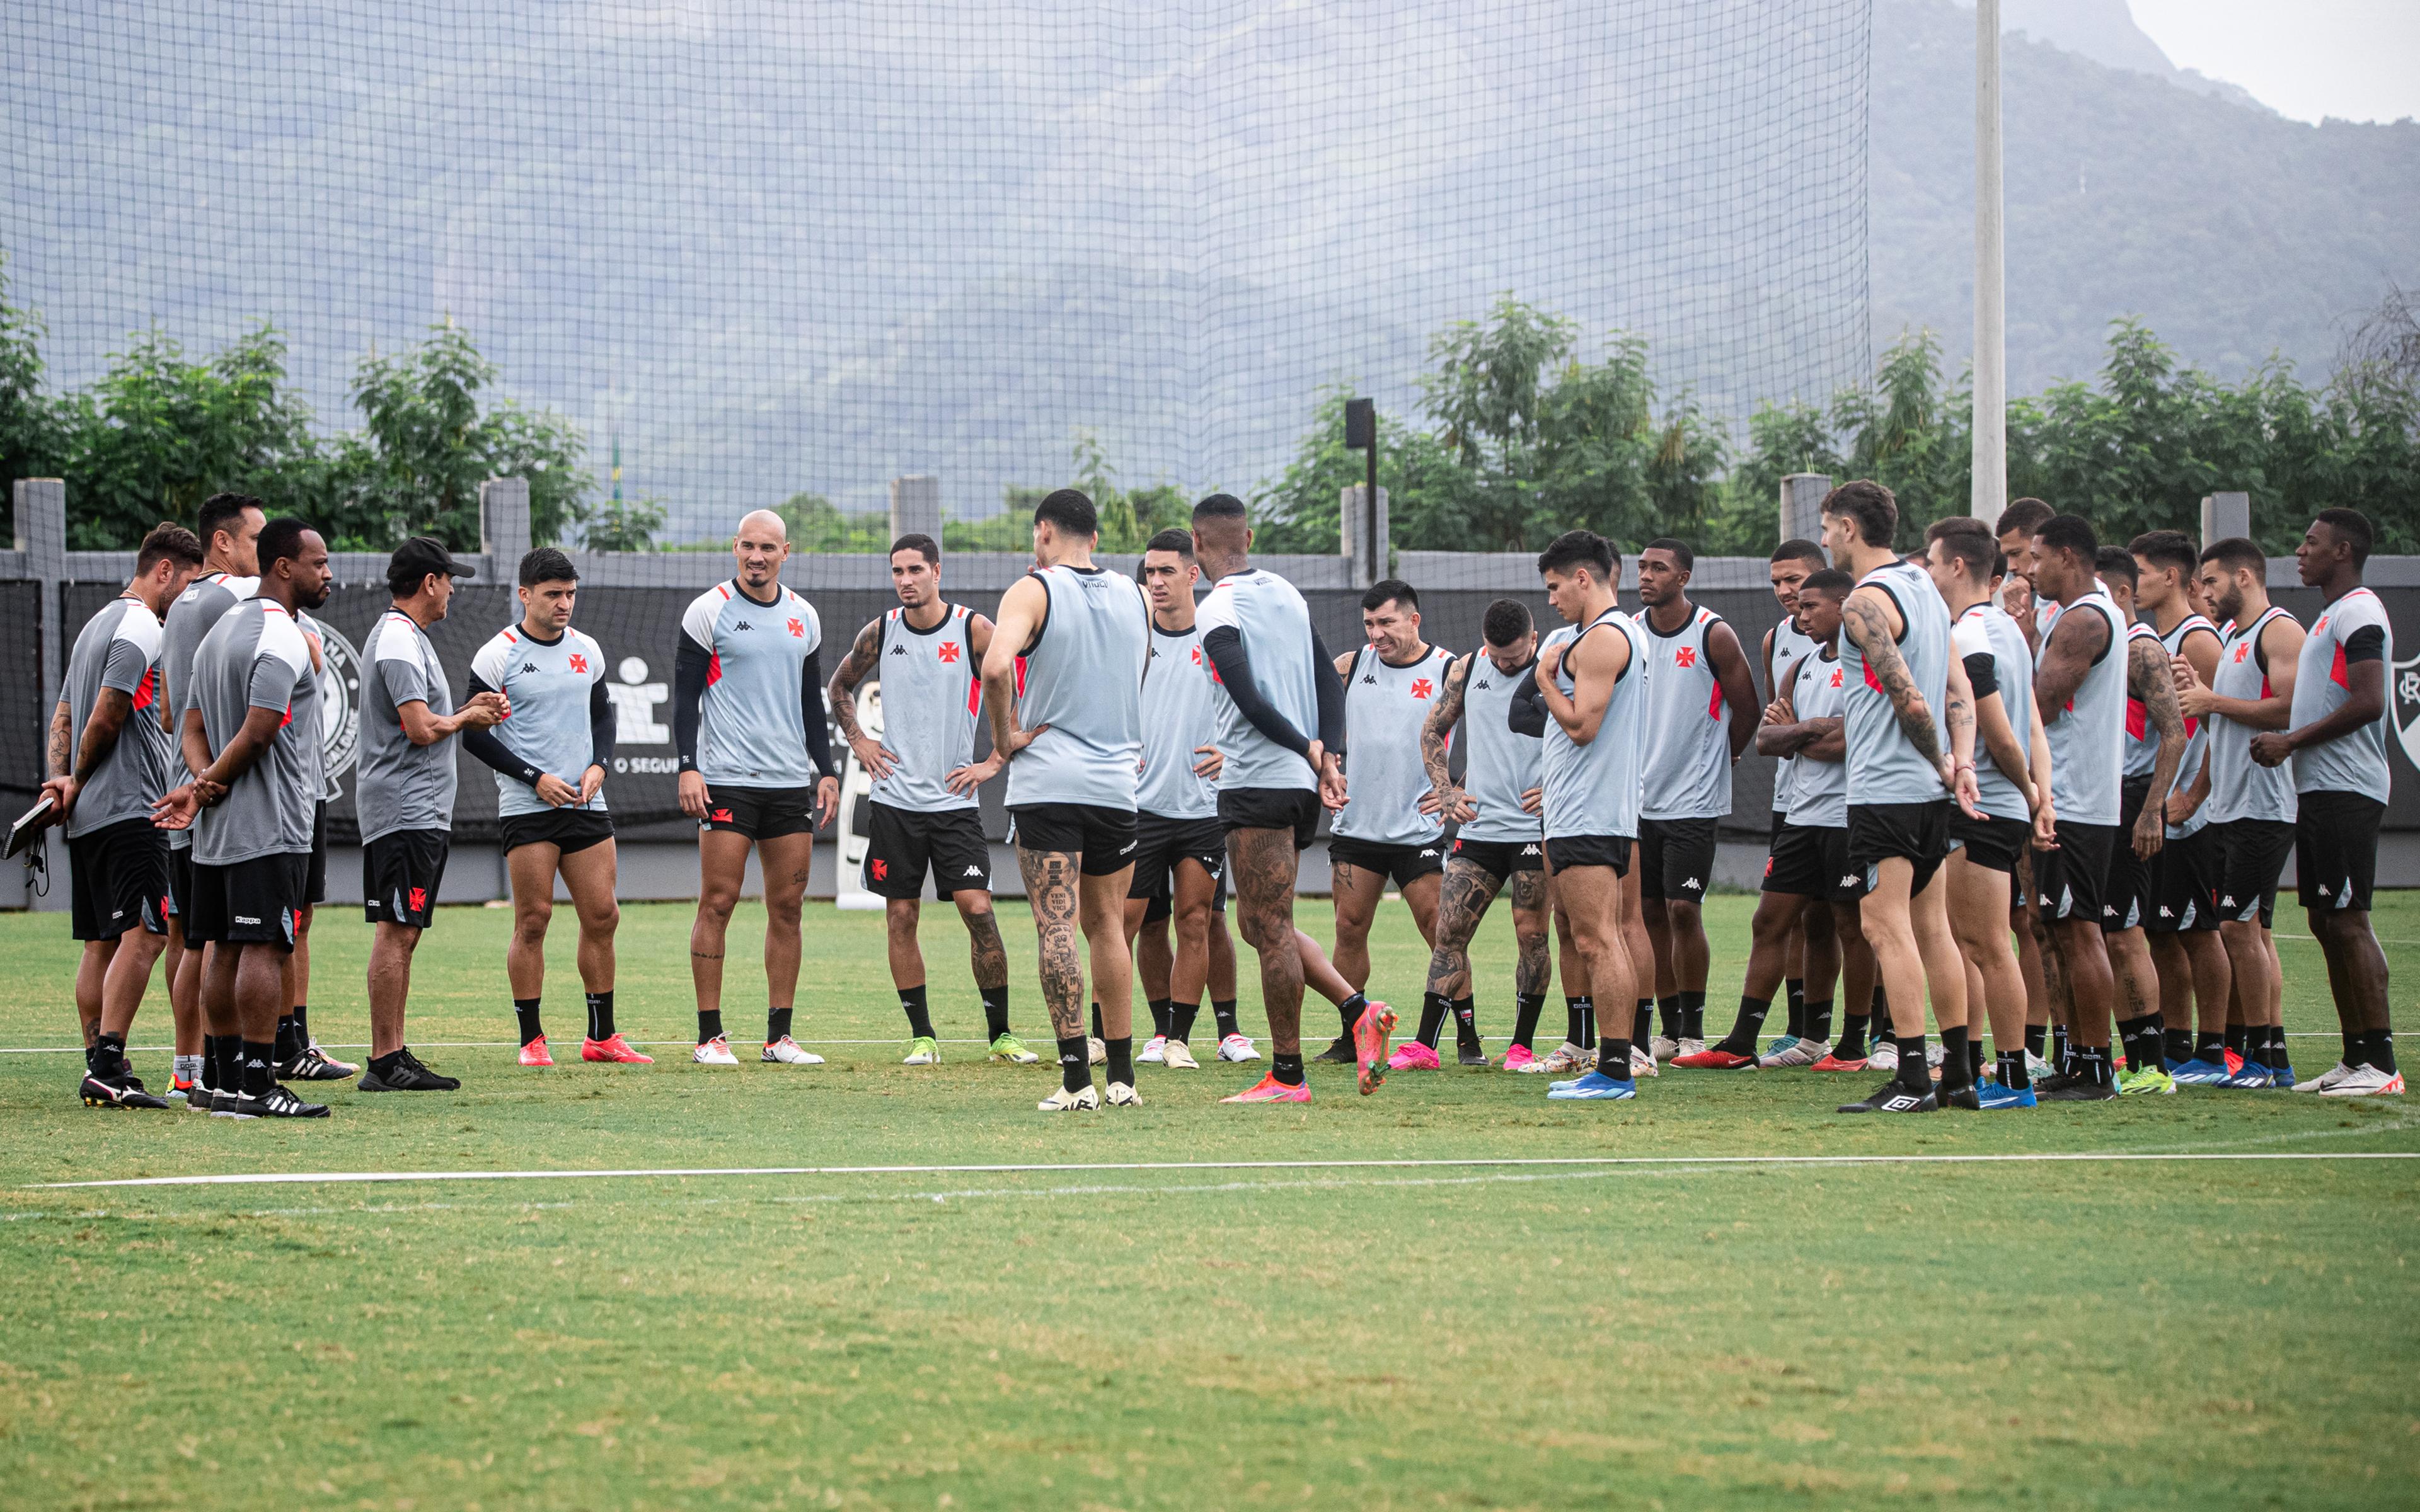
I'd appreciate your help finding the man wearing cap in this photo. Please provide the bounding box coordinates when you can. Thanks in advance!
[355,537,507,1091]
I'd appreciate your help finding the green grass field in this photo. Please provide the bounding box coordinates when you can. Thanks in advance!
[3,892,2416,1509]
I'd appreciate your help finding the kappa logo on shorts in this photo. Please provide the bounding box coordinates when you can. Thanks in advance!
[963,866,982,878]
[1418,848,1438,859]
[1683,876,1702,890]
[1121,840,1138,854]
[1521,844,1539,856]
[1838,874,1859,889]
[408,886,428,914]
[870,859,889,880]
[233,914,262,925]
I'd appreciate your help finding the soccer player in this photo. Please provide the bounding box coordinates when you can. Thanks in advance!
[40,522,203,1106]
[2095,548,2189,1094]
[1690,568,1855,1070]
[982,490,1150,1111]
[2025,515,2134,1101]
[1188,493,1388,1104]
[1922,522,2054,1106]
[154,518,337,1118]
[2175,538,2302,1087]
[1518,530,1649,1102]
[1632,539,1758,1060]
[464,547,645,1067]
[2129,530,2232,1082]
[356,537,506,1091]
[1416,597,1550,1070]
[827,534,1034,1067]
[1760,539,1829,1058]
[674,510,841,1067]
[2262,509,2399,1096]
[1327,580,1453,1055]
[1995,496,2056,651]
[1822,482,1980,1114]
[1124,529,1239,1070]
[156,491,264,1106]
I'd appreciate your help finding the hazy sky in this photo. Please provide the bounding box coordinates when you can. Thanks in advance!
[2130,0,2420,124]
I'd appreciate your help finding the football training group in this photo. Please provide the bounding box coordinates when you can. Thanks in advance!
[40,481,2403,1118]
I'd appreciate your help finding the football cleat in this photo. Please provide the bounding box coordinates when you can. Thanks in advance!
[1867,1041,1901,1073]
[1837,1079,1934,1113]
[357,1049,461,1091]
[239,1083,331,1119]
[1536,1043,1588,1075]
[518,1036,555,1068]
[80,1073,170,1109]
[1977,1080,2037,1109]
[581,1034,654,1063]
[1385,1041,1441,1072]
[1457,1042,1489,1067]
[1310,1033,1357,1065]
[1671,1046,1758,1070]
[1104,1080,1141,1107]
[2117,1065,2175,1096]
[2037,1072,2119,1102]
[1545,1070,1637,1102]
[1221,1074,1310,1104]
[1354,1000,1398,1097]
[762,1036,825,1066]
[1086,1036,1107,1066]
[1761,1038,1831,1068]
[1809,1052,1869,1072]
[1216,1034,1260,1063]
[1630,1045,1659,1079]
[691,1036,740,1067]
[209,1089,256,1118]
[171,1075,201,1104]
[1160,1039,1201,1070]
[1648,1034,1679,1061]
[2216,1061,2274,1090]
[1138,1035,1168,1065]
[1761,1034,1801,1060]
[2167,1057,2231,1086]
[901,1036,940,1066]
[988,1033,1040,1065]
[1500,1044,1540,1073]
[2025,1050,2054,1081]
[280,1047,353,1082]
[1675,1036,1708,1061]
[1938,1082,1983,1111]
[2269,1064,2299,1089]
[2319,1065,2405,1097]
[1037,1083,1100,1111]
[2291,1062,2351,1094]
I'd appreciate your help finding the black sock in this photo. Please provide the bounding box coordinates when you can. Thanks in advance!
[91,1031,127,1080]
[2164,1027,2192,1066]
[2226,1024,2249,1059]
[1939,1026,1971,1091]
[981,984,1010,1041]
[767,1006,793,1045]
[1998,1047,2031,1090]
[199,1034,219,1092]
[2194,1029,2224,1062]
[696,1010,723,1046]
[1452,998,1478,1053]
[2368,1031,2397,1075]
[1894,1034,1930,1092]
[1803,999,1834,1043]
[2342,1027,2360,1065]
[274,1014,302,1062]
[1091,1002,1104,1041]
[1055,1036,1090,1093]
[1511,992,1545,1053]
[1784,978,1806,1038]
[513,998,544,1047]
[2267,1026,2295,1072]
[2078,1044,2114,1087]
[1213,999,1240,1040]
[1564,995,1590,1048]
[585,990,616,1040]
[1146,998,1173,1039]
[2024,1022,2046,1058]
[1598,1037,1632,1078]
[2053,1022,2073,1072]
[1678,990,1707,1041]
[1168,1002,1200,1043]
[1967,1036,1985,1084]
[214,1036,240,1092]
[899,985,935,1040]
[289,1004,310,1042]
[1417,992,1451,1050]
[1655,995,1680,1040]
[1105,1036,1134,1085]
[240,1040,275,1096]
[1272,1051,1306,1087]
[2128,1015,2166,1073]
[1835,1012,1869,1060]
[1719,997,1770,1055]
[1338,993,1366,1038]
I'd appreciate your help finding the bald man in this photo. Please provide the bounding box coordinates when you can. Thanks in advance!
[674,510,841,1067]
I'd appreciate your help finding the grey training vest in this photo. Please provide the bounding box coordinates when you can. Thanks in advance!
[1636,604,1733,822]
[2037,588,2126,827]
[2204,606,2298,824]
[1456,650,1543,844]
[2160,614,2221,839]
[1769,613,1820,816]
[1334,642,1456,847]
[1540,610,1649,842]
[1137,619,1218,820]
[1782,646,1848,830]
[1839,559,1951,806]
[1005,564,1150,811]
[870,604,981,814]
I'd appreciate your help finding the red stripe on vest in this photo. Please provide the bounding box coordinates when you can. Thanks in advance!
[706,652,721,687]
[2331,644,2349,690]
[2125,699,2146,741]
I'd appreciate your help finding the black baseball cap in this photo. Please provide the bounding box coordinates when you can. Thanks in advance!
[387,536,477,594]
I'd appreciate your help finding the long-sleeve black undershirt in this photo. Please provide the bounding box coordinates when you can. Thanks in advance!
[459,673,618,789]
[1507,667,1547,738]
[1199,622,1348,764]
[671,636,833,781]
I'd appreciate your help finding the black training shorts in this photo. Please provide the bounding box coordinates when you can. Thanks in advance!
[1009,803,1139,876]
[863,801,991,899]
[2100,776,2155,932]
[363,828,451,930]
[1543,832,1631,878]
[2296,789,2384,915]
[1949,811,2028,876]
[1847,799,1951,896]
[1127,811,1226,902]
[1143,866,1228,922]
[700,784,819,841]
[500,806,616,858]
[1451,835,1545,884]
[304,799,329,906]
[165,844,196,925]
[1637,816,1718,905]
[2148,826,2218,934]
[1218,786,1321,851]
[187,852,308,950]
[2033,820,2116,924]
[67,818,167,942]
[1764,822,1857,902]
[2216,817,2296,928]
[1327,835,1447,888]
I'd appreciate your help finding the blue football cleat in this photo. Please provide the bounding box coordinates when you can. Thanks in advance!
[1977,1080,2037,1109]
[2218,1060,2274,1089]
[1546,1071,1638,1101]
[2167,1057,2230,1086]
[2267,1064,2298,1089]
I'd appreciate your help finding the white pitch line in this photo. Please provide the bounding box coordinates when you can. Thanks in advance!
[0,1033,2372,1055]
[33,1149,2420,1191]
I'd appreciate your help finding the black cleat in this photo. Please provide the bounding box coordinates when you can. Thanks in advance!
[2037,1073,2118,1102]
[279,1047,352,1082]
[357,1048,461,1092]
[81,1072,171,1109]
[1838,1079,1936,1114]
[1937,1082,1983,1111]
[1310,1035,1357,1065]
[209,1087,257,1119]
[238,1083,331,1118]
[1456,1044,1489,1067]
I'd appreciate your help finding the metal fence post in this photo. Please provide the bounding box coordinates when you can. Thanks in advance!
[14,479,66,714]
[480,476,532,580]
[2200,491,2250,547]
[1340,484,1388,588]
[1780,473,1832,546]
[889,476,942,546]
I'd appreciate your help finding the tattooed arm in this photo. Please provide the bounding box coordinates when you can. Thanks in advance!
[2029,602,2107,723]
[1840,586,1944,770]
[981,575,1051,765]
[1419,653,1475,823]
[2128,631,2186,857]
[1942,648,1981,816]
[826,617,897,781]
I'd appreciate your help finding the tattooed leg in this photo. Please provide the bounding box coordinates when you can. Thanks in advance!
[1507,868,1552,1001]
[957,893,1008,992]
[1228,827,1305,1055]
[1017,847,1088,1041]
[1424,858,1502,1002]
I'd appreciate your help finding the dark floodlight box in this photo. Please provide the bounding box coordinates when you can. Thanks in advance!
[1344,398,1376,451]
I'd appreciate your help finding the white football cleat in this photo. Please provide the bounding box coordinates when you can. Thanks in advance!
[1138,1035,1168,1065]
[1760,1038,1831,1068]
[761,1036,825,1065]
[1160,1039,1201,1070]
[1038,1083,1100,1111]
[1105,1080,1141,1107]
[1676,1037,1708,1061]
[1216,1033,1260,1063]
[1649,1034,1679,1062]
[692,1036,739,1066]
[1868,1041,1901,1072]
[1630,1045,1659,1079]
[2293,1061,2352,1093]
[2319,1065,2404,1097]
[1086,1036,1107,1065]
[1536,1043,1588,1076]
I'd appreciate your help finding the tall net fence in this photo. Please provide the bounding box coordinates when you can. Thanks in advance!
[5,0,1870,539]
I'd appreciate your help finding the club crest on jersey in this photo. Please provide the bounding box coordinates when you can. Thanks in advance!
[938,641,962,663]
[787,618,805,638]
[568,653,588,674]
[1410,678,1434,699]
[1674,646,1697,668]
[2388,653,2420,774]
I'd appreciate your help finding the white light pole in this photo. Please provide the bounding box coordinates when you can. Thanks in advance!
[1973,0,2007,525]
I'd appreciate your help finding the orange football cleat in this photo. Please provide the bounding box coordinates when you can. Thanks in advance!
[1352,1000,1397,1096]
[582,1034,654,1064]
[518,1036,555,1067]
[1221,1073,1311,1104]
